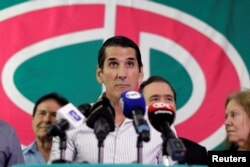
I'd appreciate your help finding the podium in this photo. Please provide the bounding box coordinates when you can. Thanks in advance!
[13,164,207,167]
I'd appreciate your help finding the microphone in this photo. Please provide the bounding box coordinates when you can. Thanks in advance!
[120,90,150,142]
[147,102,176,134]
[78,103,92,117]
[86,96,115,142]
[148,102,186,161]
[46,103,86,137]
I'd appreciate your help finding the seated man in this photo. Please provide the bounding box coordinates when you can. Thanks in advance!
[139,75,208,165]
[23,92,68,164]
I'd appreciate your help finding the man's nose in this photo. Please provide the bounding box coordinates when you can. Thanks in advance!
[117,66,127,80]
[43,113,52,123]
[160,98,166,103]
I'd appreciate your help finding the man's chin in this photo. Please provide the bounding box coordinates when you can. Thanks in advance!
[117,88,131,96]
[38,131,50,138]
[119,87,134,93]
[38,135,52,141]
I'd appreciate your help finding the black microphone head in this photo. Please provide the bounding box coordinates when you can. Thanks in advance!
[86,96,115,132]
[46,119,69,137]
[147,102,175,132]
[78,103,91,117]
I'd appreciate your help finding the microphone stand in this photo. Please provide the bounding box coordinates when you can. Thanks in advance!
[86,97,115,163]
[161,123,186,162]
[94,117,111,163]
[52,131,70,163]
[98,140,104,163]
[134,114,150,164]
[136,135,143,163]
[60,132,67,162]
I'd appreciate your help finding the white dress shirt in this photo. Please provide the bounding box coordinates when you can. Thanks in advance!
[49,118,163,164]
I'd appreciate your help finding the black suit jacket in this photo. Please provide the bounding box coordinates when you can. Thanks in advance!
[178,137,208,165]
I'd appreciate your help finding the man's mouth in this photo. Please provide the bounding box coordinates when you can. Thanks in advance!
[39,126,50,129]
[116,83,129,88]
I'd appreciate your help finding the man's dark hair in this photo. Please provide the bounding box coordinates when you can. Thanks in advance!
[139,75,176,102]
[33,92,69,117]
[98,36,143,71]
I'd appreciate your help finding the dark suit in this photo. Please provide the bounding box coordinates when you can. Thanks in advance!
[179,137,208,165]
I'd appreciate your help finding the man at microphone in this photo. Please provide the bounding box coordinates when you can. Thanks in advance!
[49,36,163,164]
[139,75,208,165]
[23,92,68,164]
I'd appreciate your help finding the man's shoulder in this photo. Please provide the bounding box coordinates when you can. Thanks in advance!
[22,142,46,164]
[179,137,208,165]
[0,119,13,129]
[0,119,16,135]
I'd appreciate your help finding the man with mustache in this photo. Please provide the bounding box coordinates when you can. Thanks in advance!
[139,75,208,165]
[23,92,68,164]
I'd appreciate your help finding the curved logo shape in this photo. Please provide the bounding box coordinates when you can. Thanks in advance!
[125,91,142,99]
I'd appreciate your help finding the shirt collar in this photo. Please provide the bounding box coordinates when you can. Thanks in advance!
[24,141,38,153]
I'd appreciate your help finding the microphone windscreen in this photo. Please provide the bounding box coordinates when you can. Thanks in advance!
[120,90,146,118]
[147,102,176,132]
[46,119,69,137]
[78,103,91,117]
[86,96,115,131]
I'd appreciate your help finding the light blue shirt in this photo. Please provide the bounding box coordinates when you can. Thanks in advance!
[23,141,46,164]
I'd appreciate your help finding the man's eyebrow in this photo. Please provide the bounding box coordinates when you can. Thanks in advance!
[126,57,137,62]
[106,57,136,62]
[37,109,46,112]
[106,57,117,61]
[150,94,160,98]
[165,94,174,98]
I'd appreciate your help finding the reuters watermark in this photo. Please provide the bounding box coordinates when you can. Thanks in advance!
[208,151,250,167]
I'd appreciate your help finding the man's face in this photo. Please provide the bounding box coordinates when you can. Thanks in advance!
[143,81,176,108]
[96,46,144,101]
[32,99,61,140]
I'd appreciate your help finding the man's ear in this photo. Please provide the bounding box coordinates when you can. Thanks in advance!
[96,67,103,84]
[138,67,144,83]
